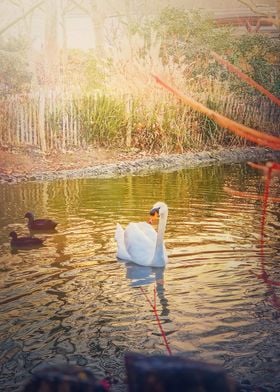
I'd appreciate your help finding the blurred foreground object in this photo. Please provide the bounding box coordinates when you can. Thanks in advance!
[22,355,257,391]
[22,364,109,392]
[125,353,238,392]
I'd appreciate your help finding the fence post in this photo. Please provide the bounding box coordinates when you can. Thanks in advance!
[38,89,47,151]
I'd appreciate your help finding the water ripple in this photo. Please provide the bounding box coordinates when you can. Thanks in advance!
[0,164,280,391]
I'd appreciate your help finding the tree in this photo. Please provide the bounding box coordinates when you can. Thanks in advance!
[0,0,44,37]
[0,36,31,94]
[43,0,59,84]
[237,0,280,31]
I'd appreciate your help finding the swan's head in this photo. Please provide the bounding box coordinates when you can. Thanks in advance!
[150,202,168,219]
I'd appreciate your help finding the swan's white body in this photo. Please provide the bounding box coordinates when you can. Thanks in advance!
[115,202,168,267]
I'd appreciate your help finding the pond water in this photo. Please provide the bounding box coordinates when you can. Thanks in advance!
[0,164,280,391]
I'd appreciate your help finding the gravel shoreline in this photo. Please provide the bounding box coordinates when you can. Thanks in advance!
[1,147,279,183]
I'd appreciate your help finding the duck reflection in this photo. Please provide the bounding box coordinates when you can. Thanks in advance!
[29,228,58,236]
[122,262,169,317]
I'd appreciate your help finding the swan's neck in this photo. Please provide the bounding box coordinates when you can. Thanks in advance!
[157,212,167,243]
[153,211,168,264]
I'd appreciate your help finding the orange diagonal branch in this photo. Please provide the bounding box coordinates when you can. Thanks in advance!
[211,51,280,107]
[152,74,280,150]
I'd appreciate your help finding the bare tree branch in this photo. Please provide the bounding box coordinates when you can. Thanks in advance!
[237,0,272,16]
[237,0,280,28]
[69,0,90,14]
[0,0,44,36]
[7,0,21,6]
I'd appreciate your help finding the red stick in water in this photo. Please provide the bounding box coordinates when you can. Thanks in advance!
[253,166,280,311]
[140,286,172,355]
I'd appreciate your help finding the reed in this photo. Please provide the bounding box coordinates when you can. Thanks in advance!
[76,94,127,147]
[1,87,278,153]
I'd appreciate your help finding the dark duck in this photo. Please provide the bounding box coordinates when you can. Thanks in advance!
[25,212,58,230]
[9,231,45,249]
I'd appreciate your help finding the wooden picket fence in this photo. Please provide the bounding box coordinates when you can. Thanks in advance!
[0,89,279,151]
[0,90,84,151]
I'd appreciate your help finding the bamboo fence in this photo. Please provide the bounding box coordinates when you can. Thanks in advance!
[0,90,84,151]
[0,89,279,151]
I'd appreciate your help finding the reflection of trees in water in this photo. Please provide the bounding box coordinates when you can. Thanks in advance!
[38,230,85,361]
[0,164,264,233]
[0,179,82,233]
[48,179,81,214]
[0,182,49,225]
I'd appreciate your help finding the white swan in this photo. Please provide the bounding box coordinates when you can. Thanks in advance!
[115,201,168,267]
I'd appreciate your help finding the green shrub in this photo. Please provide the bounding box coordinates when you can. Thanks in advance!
[77,94,127,146]
[0,36,31,95]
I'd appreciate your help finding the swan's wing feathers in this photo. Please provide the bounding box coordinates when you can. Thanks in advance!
[137,222,157,241]
[115,223,131,260]
[115,223,123,241]
[124,222,155,265]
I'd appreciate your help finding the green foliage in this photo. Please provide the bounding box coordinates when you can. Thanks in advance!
[63,49,107,92]
[126,98,243,153]
[78,94,127,146]
[146,7,280,97]
[0,36,32,95]
[228,34,280,96]
[150,7,233,59]
[156,7,214,38]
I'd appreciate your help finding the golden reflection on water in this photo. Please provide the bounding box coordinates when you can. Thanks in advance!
[0,164,280,391]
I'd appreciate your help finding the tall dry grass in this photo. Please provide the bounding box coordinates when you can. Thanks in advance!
[1,32,279,153]
[101,32,276,153]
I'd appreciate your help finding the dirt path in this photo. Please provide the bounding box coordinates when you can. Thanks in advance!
[0,146,279,183]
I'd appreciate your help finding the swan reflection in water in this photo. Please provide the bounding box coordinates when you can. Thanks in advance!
[122,261,170,317]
